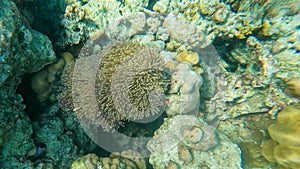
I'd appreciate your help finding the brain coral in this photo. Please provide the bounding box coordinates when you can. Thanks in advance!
[59,39,170,131]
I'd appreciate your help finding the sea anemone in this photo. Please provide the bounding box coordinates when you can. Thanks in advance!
[110,47,170,120]
[58,39,170,131]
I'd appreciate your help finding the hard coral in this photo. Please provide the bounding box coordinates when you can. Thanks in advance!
[284,77,300,98]
[262,104,300,169]
[175,51,200,66]
[71,150,146,169]
[166,63,202,116]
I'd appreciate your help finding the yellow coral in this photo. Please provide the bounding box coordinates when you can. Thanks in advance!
[72,153,100,169]
[262,104,300,169]
[47,58,65,83]
[61,52,74,63]
[31,70,49,94]
[284,77,300,98]
[166,161,179,169]
[268,123,300,147]
[175,51,199,66]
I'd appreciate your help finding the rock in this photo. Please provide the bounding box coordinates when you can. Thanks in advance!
[0,0,55,167]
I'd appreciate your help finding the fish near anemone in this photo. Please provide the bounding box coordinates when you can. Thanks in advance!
[58,35,170,131]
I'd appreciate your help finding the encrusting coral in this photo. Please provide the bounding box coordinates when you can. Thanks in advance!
[262,104,300,169]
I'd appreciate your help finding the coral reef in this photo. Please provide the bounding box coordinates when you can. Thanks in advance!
[218,114,275,168]
[32,109,78,167]
[151,0,300,52]
[71,153,101,169]
[203,32,299,120]
[2,0,299,168]
[262,104,300,169]
[166,63,203,116]
[72,150,147,169]
[58,0,150,46]
[147,115,242,168]
[57,1,297,168]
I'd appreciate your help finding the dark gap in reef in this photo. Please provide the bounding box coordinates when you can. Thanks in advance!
[147,0,158,10]
[17,73,46,122]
